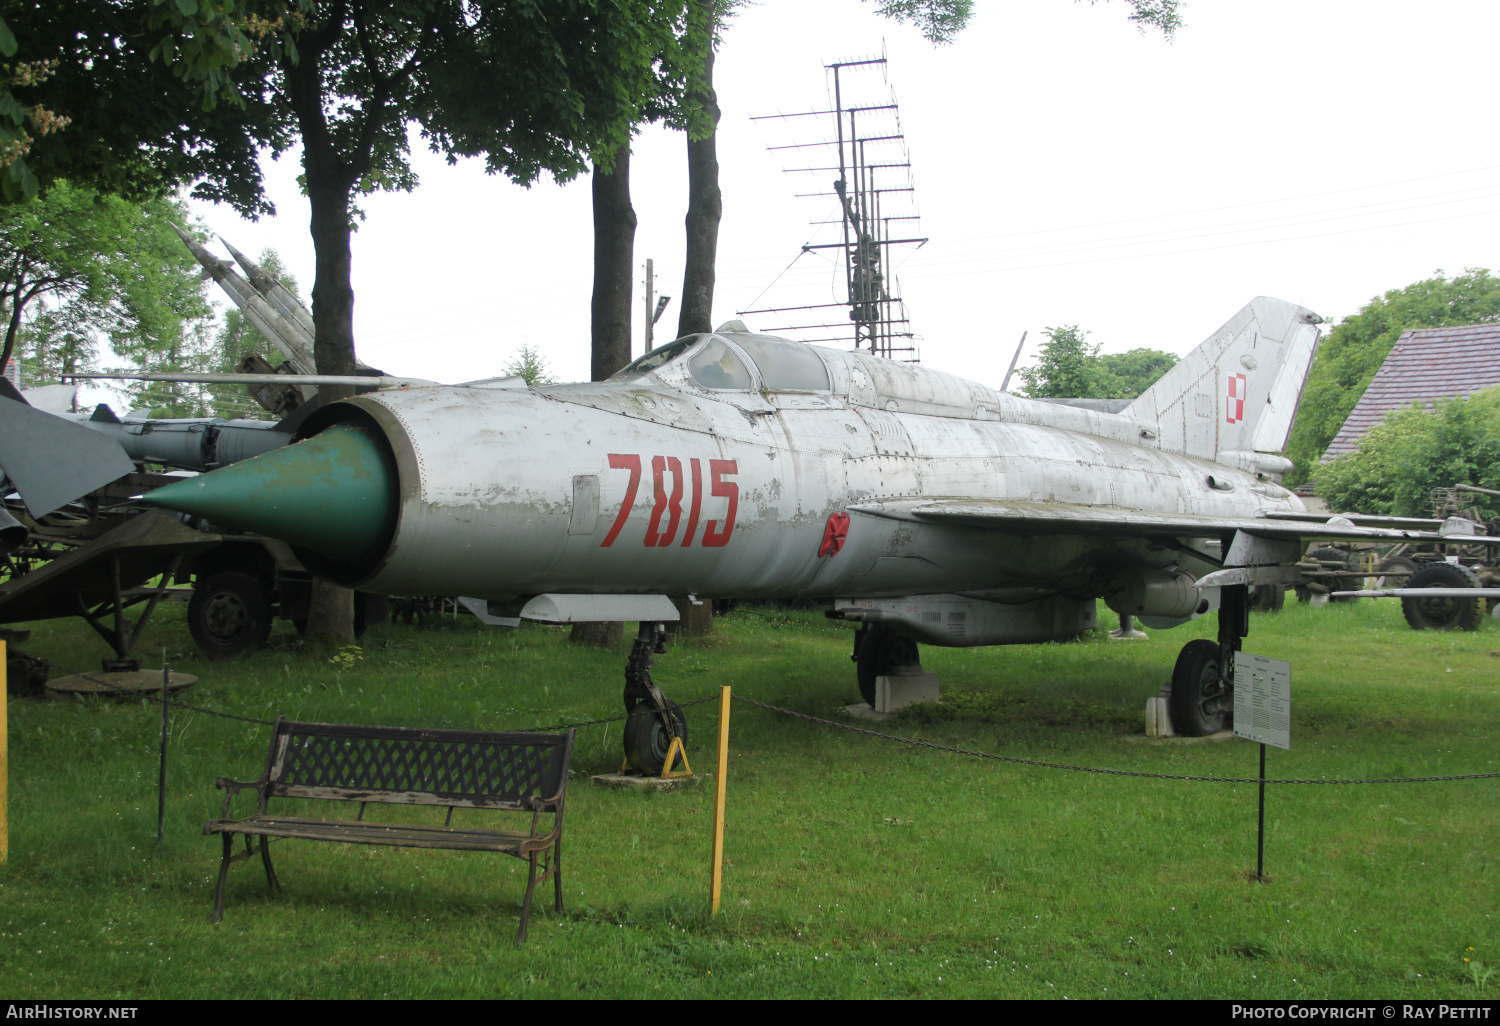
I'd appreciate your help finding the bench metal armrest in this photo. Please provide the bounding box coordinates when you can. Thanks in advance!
[215,776,268,819]
[522,782,568,845]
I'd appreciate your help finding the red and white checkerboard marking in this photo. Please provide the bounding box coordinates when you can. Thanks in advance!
[1225,373,1247,423]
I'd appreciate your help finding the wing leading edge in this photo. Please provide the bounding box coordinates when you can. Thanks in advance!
[850,498,1500,548]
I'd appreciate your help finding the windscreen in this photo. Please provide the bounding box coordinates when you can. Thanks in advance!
[687,338,752,390]
[730,336,830,392]
[611,336,701,379]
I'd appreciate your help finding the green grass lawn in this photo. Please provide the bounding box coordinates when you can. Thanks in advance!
[1,597,1497,998]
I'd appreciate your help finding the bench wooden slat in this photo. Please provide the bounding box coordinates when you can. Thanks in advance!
[208,816,538,852]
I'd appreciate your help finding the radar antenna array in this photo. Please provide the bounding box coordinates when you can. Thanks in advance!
[745,57,927,361]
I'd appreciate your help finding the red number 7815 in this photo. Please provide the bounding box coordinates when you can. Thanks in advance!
[600,455,738,548]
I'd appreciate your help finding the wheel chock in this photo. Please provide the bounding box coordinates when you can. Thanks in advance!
[660,736,692,779]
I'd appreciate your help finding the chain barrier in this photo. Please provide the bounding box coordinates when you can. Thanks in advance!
[166,699,275,725]
[52,667,1496,786]
[55,667,714,734]
[731,695,1500,786]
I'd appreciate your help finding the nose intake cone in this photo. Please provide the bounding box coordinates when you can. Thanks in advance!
[142,423,395,568]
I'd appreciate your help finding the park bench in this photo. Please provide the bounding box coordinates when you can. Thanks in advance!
[205,717,574,943]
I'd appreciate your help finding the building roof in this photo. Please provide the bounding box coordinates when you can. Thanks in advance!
[1323,322,1500,459]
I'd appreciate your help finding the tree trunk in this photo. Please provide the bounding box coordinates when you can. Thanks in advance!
[590,141,636,381]
[570,620,623,648]
[0,291,23,379]
[677,32,721,338]
[572,144,638,649]
[288,47,360,650]
[670,595,714,639]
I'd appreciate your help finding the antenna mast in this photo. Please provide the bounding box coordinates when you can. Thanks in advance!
[744,57,927,360]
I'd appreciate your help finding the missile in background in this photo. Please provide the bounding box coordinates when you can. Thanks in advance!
[219,237,316,345]
[170,223,318,392]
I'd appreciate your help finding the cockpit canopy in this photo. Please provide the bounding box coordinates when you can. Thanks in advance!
[611,333,830,393]
[608,330,1001,421]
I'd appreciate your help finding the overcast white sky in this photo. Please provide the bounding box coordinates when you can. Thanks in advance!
[180,0,1500,393]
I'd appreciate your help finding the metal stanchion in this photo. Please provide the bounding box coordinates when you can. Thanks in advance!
[1256,742,1267,881]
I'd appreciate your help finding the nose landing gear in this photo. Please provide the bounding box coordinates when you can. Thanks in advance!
[621,622,691,775]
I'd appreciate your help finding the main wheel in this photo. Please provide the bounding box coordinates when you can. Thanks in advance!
[624,703,688,775]
[1377,555,1419,589]
[1401,562,1484,631]
[188,573,272,659]
[1169,638,1230,736]
[854,624,920,708]
[1309,547,1360,602]
[1249,584,1285,612]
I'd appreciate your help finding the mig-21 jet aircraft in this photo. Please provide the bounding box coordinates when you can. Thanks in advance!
[129,297,1500,772]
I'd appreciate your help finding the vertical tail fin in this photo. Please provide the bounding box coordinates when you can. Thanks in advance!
[1126,297,1322,464]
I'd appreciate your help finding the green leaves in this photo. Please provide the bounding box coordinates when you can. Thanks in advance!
[867,1,974,45]
[1311,386,1500,517]
[0,15,18,58]
[1015,326,1175,400]
[1,181,215,392]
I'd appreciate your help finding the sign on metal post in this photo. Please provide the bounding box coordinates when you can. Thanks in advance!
[1233,652,1291,750]
[1234,652,1290,881]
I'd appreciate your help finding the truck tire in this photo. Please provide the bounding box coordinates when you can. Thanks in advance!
[1401,562,1484,631]
[189,573,272,659]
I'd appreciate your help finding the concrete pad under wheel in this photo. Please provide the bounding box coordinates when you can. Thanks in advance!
[590,772,711,792]
[843,703,899,722]
[46,669,197,697]
[1122,729,1235,745]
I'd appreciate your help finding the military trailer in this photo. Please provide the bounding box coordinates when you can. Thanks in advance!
[1291,485,1499,629]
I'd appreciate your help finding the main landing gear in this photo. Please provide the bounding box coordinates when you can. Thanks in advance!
[851,623,921,708]
[621,623,690,775]
[1169,583,1249,736]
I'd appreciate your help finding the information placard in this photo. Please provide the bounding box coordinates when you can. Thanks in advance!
[1233,651,1291,750]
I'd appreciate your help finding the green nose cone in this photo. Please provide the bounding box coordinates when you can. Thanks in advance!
[143,423,395,567]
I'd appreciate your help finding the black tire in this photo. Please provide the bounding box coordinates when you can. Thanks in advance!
[1249,584,1285,612]
[1401,562,1484,631]
[1377,555,1419,589]
[624,703,688,776]
[1309,547,1359,602]
[188,572,272,659]
[854,624,920,708]
[1169,638,1230,736]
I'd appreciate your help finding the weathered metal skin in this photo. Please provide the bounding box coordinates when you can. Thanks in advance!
[301,299,1314,624]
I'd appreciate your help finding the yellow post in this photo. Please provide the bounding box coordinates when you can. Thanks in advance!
[709,685,730,914]
[1,638,7,864]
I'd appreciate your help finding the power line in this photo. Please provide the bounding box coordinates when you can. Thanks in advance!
[897,205,1500,279]
[940,162,1500,246]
